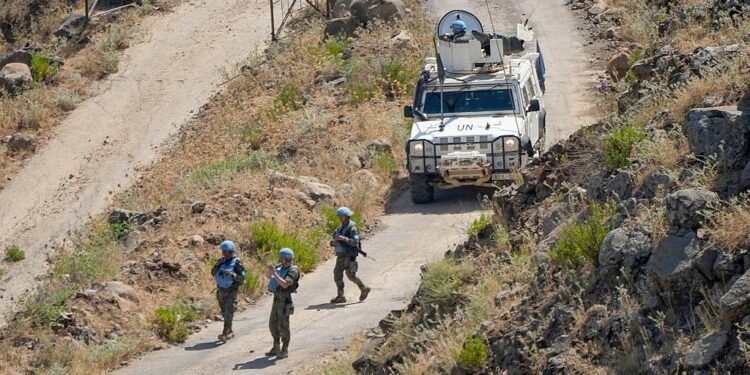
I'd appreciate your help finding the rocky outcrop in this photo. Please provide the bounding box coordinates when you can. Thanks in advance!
[665,188,718,229]
[6,133,36,153]
[647,231,704,292]
[598,226,652,272]
[0,50,32,70]
[720,269,750,320]
[327,0,405,37]
[684,107,750,170]
[638,171,675,198]
[268,170,336,206]
[684,330,729,368]
[0,62,32,94]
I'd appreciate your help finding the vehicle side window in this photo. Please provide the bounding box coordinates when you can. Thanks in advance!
[521,82,531,106]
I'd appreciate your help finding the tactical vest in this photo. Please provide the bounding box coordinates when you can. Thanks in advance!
[334,221,358,257]
[214,257,240,289]
[267,264,298,293]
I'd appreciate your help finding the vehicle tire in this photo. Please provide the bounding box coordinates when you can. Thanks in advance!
[409,174,434,204]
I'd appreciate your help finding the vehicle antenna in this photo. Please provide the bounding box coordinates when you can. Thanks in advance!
[485,0,522,138]
[432,37,446,131]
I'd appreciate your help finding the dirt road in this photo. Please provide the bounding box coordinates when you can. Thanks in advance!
[117,189,484,375]
[116,1,598,373]
[0,0,275,323]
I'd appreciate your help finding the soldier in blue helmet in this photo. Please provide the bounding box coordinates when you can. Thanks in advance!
[210,240,246,343]
[440,19,470,42]
[329,207,370,304]
[265,248,299,359]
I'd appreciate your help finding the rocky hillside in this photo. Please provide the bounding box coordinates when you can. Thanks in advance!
[334,0,750,374]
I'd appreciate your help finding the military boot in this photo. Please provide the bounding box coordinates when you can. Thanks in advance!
[265,338,280,356]
[359,286,371,302]
[330,289,346,304]
[276,341,289,359]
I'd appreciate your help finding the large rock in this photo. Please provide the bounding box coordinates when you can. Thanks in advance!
[104,281,139,303]
[599,227,652,271]
[54,14,88,39]
[684,107,750,170]
[721,268,750,319]
[665,188,718,229]
[7,133,36,153]
[349,0,405,24]
[0,62,32,94]
[639,171,675,198]
[607,50,630,80]
[0,50,32,70]
[684,330,728,368]
[630,59,653,80]
[739,160,750,192]
[605,170,635,200]
[588,0,608,15]
[324,17,361,37]
[647,231,703,291]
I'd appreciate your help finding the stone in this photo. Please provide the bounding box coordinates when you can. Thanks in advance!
[666,188,718,229]
[694,247,719,281]
[494,287,522,307]
[721,268,750,319]
[607,50,630,80]
[0,63,32,94]
[367,138,392,154]
[588,0,608,15]
[204,232,225,245]
[647,231,703,291]
[351,337,386,372]
[324,17,361,37]
[54,14,88,39]
[190,201,206,214]
[599,227,652,271]
[107,209,140,224]
[542,204,567,237]
[104,281,139,303]
[349,0,406,24]
[580,305,607,341]
[352,169,379,186]
[301,179,336,203]
[391,30,416,50]
[0,50,32,70]
[684,107,750,170]
[713,251,740,280]
[543,354,567,375]
[7,133,35,153]
[739,160,750,192]
[639,171,675,198]
[684,330,728,368]
[603,27,619,39]
[274,187,316,208]
[605,170,635,200]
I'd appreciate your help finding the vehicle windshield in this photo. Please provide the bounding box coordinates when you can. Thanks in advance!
[422,88,515,115]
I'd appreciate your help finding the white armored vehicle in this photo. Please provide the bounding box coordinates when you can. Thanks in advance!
[403,10,547,203]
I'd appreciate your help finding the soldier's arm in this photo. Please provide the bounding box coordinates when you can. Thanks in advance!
[231,261,246,283]
[280,268,299,290]
[343,226,360,248]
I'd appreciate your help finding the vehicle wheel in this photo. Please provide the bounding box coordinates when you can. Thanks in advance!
[409,174,434,204]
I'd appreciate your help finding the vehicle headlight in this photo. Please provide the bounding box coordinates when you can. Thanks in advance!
[501,137,519,151]
[414,143,424,152]
[410,142,426,156]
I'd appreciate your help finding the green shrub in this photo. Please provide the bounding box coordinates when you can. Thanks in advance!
[54,89,80,111]
[52,224,121,284]
[324,37,349,57]
[31,53,60,83]
[380,58,413,97]
[603,125,646,169]
[371,152,397,175]
[419,258,474,307]
[5,245,25,262]
[549,202,613,266]
[320,205,363,234]
[153,302,198,343]
[192,151,279,183]
[241,124,264,150]
[467,214,492,237]
[250,221,317,271]
[346,83,379,104]
[239,271,261,294]
[274,83,302,111]
[107,222,133,241]
[24,287,74,326]
[455,334,489,369]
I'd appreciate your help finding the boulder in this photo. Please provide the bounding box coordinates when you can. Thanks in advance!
[300,178,335,203]
[104,281,139,303]
[0,63,32,94]
[739,160,750,192]
[7,133,36,153]
[639,171,674,198]
[107,209,143,224]
[588,0,608,16]
[190,201,206,214]
[367,138,393,154]
[598,227,652,271]
[580,305,607,341]
[542,204,567,237]
[684,107,750,170]
[605,170,635,200]
[352,169,380,186]
[349,0,406,24]
[324,17,361,38]
[274,187,316,208]
[607,50,630,80]
[204,232,225,245]
[0,50,32,70]
[713,251,740,280]
[647,231,703,291]
[351,337,386,373]
[189,235,205,246]
[391,30,416,50]
[665,188,718,229]
[54,14,88,39]
[694,247,719,281]
[721,268,750,319]
[630,59,653,80]
[684,330,728,368]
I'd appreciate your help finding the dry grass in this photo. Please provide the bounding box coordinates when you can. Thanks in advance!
[706,198,750,253]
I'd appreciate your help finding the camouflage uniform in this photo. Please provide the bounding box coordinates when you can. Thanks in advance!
[211,257,245,337]
[269,264,299,356]
[332,220,369,302]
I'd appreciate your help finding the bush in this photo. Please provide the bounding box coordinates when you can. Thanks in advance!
[52,225,121,284]
[324,37,349,57]
[192,150,279,183]
[467,214,492,237]
[24,287,74,326]
[107,222,133,241]
[19,102,45,129]
[250,221,318,271]
[274,83,302,111]
[371,152,397,175]
[346,83,379,104]
[549,202,613,266]
[5,245,25,262]
[380,58,413,98]
[31,53,60,83]
[419,258,474,307]
[239,270,261,294]
[320,205,363,234]
[603,125,646,169]
[153,302,198,343]
[455,334,489,369]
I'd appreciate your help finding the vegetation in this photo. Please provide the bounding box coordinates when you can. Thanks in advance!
[549,202,613,266]
[153,302,199,343]
[707,199,750,253]
[371,151,398,175]
[455,334,489,369]
[419,258,475,307]
[250,221,318,272]
[467,214,493,237]
[191,150,280,183]
[23,287,74,327]
[603,125,646,169]
[320,205,363,233]
[4,245,25,262]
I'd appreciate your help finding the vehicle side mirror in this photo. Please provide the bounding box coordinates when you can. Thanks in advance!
[527,99,540,112]
[403,105,414,118]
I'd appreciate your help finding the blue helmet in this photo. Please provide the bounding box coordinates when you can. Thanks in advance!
[279,248,294,260]
[336,207,353,217]
[219,240,236,252]
[450,20,467,32]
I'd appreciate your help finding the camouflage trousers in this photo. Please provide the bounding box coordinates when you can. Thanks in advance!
[334,256,365,291]
[216,287,238,335]
[269,294,292,343]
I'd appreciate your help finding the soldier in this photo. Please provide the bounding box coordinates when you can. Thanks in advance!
[210,240,246,343]
[440,19,470,43]
[330,207,371,304]
[265,248,299,359]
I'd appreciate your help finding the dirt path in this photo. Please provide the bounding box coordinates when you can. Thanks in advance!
[117,189,484,375]
[115,3,598,373]
[0,0,275,323]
